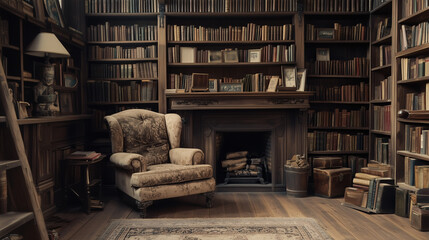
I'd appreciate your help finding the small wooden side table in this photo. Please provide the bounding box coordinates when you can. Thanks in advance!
[65,155,105,213]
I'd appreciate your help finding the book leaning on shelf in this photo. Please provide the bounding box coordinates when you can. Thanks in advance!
[67,151,101,160]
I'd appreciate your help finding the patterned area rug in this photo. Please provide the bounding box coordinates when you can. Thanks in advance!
[97,217,332,240]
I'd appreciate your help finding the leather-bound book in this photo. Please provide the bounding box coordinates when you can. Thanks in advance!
[395,187,410,218]
[344,187,366,206]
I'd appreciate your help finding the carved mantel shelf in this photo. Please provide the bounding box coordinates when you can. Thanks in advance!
[166,92,314,110]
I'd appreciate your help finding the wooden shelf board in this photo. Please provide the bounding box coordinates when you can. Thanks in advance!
[397,182,419,192]
[0,212,34,237]
[88,78,158,81]
[305,40,369,44]
[87,40,158,45]
[308,75,368,79]
[0,114,92,125]
[88,101,159,105]
[371,0,392,14]
[398,7,429,25]
[397,118,429,124]
[168,62,295,67]
[396,43,429,58]
[86,13,158,18]
[0,44,19,51]
[397,150,429,162]
[23,78,39,83]
[310,101,369,105]
[308,127,369,131]
[370,99,391,104]
[370,129,391,136]
[371,35,392,45]
[397,76,429,84]
[308,151,368,155]
[304,12,369,16]
[0,160,21,171]
[165,12,296,17]
[6,76,20,81]
[167,40,295,44]
[88,58,158,62]
[371,64,391,72]
[166,92,314,98]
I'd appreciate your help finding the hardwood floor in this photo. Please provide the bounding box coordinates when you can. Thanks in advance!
[48,192,429,240]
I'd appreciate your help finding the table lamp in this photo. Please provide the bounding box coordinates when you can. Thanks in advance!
[26,32,70,116]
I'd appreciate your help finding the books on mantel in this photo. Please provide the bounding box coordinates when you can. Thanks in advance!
[67,151,101,160]
[343,168,395,214]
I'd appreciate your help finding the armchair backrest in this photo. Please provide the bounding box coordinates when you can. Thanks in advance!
[105,109,182,166]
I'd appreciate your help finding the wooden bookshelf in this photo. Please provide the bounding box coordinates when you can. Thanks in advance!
[371,34,392,45]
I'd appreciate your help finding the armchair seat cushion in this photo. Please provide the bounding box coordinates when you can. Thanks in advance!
[130,164,213,188]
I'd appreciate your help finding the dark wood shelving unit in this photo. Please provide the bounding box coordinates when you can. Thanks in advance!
[88,58,158,62]
[371,34,392,45]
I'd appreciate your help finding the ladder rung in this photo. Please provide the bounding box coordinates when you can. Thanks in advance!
[0,212,34,237]
[0,160,21,171]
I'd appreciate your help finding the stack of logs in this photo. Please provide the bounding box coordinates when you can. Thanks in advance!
[222,151,265,183]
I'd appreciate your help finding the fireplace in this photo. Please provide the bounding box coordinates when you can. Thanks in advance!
[166,92,311,191]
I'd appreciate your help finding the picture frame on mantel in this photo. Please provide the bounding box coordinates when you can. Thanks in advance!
[43,0,64,27]
[32,0,46,22]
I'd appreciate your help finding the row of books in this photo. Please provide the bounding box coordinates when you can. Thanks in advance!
[306,23,367,41]
[404,157,429,188]
[375,137,390,164]
[89,62,158,79]
[0,18,8,45]
[376,45,391,67]
[344,170,395,213]
[87,23,158,42]
[85,0,159,13]
[307,131,368,152]
[168,45,295,63]
[167,24,294,42]
[401,0,429,19]
[308,107,369,128]
[399,22,429,51]
[373,76,392,101]
[87,80,158,102]
[405,125,429,155]
[309,82,369,102]
[400,56,429,81]
[373,105,391,132]
[374,17,391,41]
[304,0,369,12]
[309,58,369,77]
[88,45,158,59]
[405,89,427,110]
[165,0,297,12]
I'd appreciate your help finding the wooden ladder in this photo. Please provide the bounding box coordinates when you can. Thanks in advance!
[0,59,48,239]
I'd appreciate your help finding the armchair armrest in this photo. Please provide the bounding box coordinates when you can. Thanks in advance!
[110,152,147,172]
[169,148,204,165]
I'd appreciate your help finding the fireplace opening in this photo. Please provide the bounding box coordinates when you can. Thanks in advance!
[216,131,272,185]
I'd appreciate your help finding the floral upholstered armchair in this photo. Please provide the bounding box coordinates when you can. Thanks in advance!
[105,109,215,217]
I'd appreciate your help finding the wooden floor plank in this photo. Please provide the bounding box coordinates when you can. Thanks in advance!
[51,192,429,240]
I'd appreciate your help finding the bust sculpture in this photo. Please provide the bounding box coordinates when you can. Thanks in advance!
[34,64,59,116]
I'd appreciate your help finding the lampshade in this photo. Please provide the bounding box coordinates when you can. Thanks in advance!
[26,32,70,58]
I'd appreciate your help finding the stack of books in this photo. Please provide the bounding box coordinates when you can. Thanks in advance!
[343,163,395,213]
[67,151,101,160]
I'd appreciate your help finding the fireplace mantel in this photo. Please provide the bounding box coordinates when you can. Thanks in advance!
[166,92,313,110]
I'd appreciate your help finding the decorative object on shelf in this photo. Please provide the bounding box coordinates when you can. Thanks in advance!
[208,50,222,63]
[208,79,218,92]
[282,66,297,88]
[248,48,262,63]
[316,48,330,61]
[297,69,307,92]
[63,72,77,88]
[220,82,243,92]
[26,32,70,116]
[223,49,239,63]
[43,0,64,27]
[398,109,429,120]
[266,76,279,92]
[317,28,334,40]
[17,101,30,119]
[191,73,209,92]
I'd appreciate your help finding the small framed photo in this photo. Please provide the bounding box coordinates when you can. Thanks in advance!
[223,49,239,63]
[63,72,78,88]
[208,79,218,92]
[282,66,297,88]
[220,82,243,92]
[208,50,222,63]
[248,48,262,63]
[266,76,279,92]
[317,28,335,40]
[296,69,307,92]
[60,92,74,115]
[316,48,330,61]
